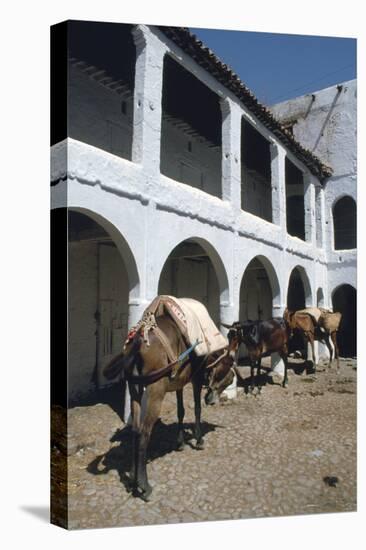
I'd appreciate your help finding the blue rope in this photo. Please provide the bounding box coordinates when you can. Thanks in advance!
[177,339,201,363]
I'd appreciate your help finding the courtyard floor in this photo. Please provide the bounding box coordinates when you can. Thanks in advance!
[52,357,357,529]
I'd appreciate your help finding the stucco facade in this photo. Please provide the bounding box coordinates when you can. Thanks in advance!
[272,79,357,297]
[51,23,356,401]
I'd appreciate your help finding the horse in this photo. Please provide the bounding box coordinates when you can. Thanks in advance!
[103,313,239,501]
[284,308,341,371]
[223,318,290,392]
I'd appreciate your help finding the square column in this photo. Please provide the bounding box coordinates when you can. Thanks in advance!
[132,25,167,175]
[270,143,287,231]
[304,173,317,246]
[315,184,326,249]
[220,98,242,211]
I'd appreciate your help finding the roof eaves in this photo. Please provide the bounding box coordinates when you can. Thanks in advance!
[158,25,333,184]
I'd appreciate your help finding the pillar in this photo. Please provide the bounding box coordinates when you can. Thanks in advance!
[270,143,287,231]
[132,25,167,175]
[220,98,242,212]
[304,173,317,246]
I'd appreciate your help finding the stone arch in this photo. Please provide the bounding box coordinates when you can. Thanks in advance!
[158,236,229,304]
[157,237,229,326]
[69,206,140,299]
[66,207,140,401]
[287,265,312,310]
[332,195,356,250]
[239,255,281,320]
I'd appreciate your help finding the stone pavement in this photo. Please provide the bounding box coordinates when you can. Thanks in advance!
[53,357,357,529]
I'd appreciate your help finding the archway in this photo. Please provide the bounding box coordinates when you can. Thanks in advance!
[158,238,228,326]
[287,266,312,355]
[333,196,356,250]
[67,208,139,401]
[239,256,280,321]
[332,284,357,357]
[287,266,312,310]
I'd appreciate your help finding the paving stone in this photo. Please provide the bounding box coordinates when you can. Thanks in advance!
[53,358,357,529]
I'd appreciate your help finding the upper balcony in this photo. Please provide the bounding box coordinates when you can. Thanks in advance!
[55,21,331,260]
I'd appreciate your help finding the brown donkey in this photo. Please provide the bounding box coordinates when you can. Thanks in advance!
[284,308,341,371]
[103,314,239,501]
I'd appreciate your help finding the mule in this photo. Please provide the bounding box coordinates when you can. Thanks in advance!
[103,314,239,501]
[223,318,289,392]
[284,308,341,371]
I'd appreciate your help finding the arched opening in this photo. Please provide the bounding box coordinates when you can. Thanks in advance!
[238,256,279,362]
[287,266,312,310]
[239,257,279,321]
[287,266,312,355]
[333,196,357,250]
[332,284,357,357]
[158,239,228,326]
[317,287,325,307]
[67,209,138,402]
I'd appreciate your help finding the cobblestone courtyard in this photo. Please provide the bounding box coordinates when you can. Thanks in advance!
[52,358,356,529]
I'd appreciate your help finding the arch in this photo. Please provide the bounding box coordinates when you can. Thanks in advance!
[157,237,229,326]
[69,206,140,299]
[332,284,357,357]
[287,265,312,310]
[332,196,357,250]
[158,236,229,305]
[239,255,281,321]
[317,287,325,307]
[66,207,140,401]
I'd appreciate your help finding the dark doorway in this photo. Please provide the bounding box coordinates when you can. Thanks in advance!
[332,284,357,357]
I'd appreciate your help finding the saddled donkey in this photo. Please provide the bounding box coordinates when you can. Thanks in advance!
[284,308,341,371]
[223,318,290,392]
[103,313,239,501]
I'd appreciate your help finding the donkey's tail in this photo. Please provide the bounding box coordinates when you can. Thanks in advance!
[102,337,141,380]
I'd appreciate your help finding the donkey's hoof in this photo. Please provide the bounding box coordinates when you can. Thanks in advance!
[196,440,205,450]
[177,441,186,452]
[125,476,135,493]
[134,484,153,502]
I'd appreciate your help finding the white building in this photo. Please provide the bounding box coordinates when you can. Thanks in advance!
[272,80,357,359]
[51,22,356,403]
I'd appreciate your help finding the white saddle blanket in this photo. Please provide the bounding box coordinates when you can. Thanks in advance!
[166,296,228,356]
[297,307,322,323]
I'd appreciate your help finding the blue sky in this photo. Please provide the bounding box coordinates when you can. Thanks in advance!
[190,27,356,106]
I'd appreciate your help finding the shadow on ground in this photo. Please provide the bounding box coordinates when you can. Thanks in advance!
[87,418,222,494]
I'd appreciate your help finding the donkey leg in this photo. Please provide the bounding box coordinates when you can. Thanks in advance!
[308,334,317,374]
[176,389,186,451]
[281,350,288,388]
[257,358,262,393]
[134,382,165,501]
[331,332,340,371]
[127,382,143,493]
[250,361,255,394]
[193,381,204,450]
[324,333,333,368]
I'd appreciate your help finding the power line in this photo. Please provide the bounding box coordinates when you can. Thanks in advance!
[270,63,356,104]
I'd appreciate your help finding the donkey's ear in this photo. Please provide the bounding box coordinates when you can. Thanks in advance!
[221,323,233,329]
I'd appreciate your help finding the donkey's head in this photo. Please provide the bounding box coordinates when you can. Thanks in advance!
[204,328,240,405]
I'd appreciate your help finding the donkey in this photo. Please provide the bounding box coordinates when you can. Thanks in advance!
[103,314,239,501]
[223,318,290,392]
[284,308,341,371]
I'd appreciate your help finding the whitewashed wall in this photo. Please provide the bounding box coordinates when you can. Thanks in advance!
[51,24,339,399]
[272,79,357,302]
